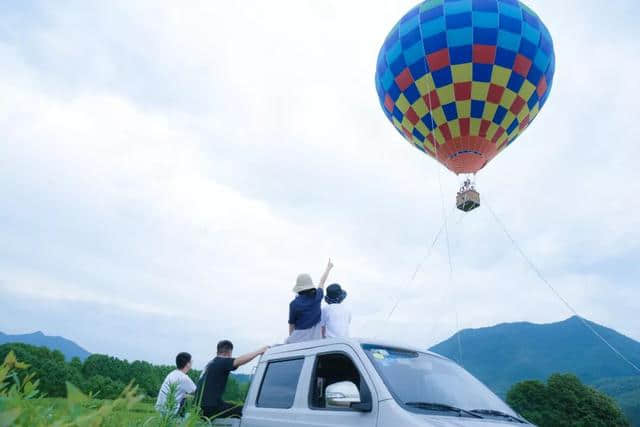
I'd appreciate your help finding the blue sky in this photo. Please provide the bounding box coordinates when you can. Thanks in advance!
[1,0,639,371]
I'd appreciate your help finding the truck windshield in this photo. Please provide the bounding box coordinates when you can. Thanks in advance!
[362,345,518,418]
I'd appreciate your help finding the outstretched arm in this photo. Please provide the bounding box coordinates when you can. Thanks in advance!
[233,346,269,369]
[317,259,334,289]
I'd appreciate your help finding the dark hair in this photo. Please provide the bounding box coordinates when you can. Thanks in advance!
[298,288,317,297]
[176,352,192,370]
[217,340,234,354]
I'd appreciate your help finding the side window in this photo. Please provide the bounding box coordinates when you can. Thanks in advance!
[257,358,304,409]
[309,353,365,410]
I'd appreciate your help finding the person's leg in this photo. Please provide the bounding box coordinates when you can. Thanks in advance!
[200,406,215,419]
[177,398,186,417]
[218,401,243,418]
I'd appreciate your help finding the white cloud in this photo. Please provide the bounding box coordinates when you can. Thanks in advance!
[1,0,639,370]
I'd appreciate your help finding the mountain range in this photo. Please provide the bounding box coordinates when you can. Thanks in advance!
[0,331,91,360]
[429,316,640,425]
[3,317,639,423]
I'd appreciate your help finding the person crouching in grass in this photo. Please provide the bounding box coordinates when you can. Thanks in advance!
[156,352,197,415]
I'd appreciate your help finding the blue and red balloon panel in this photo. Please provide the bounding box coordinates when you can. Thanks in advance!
[375,0,555,174]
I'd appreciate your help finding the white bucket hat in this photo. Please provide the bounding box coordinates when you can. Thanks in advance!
[292,273,315,293]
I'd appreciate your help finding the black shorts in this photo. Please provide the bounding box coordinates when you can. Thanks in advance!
[201,401,243,419]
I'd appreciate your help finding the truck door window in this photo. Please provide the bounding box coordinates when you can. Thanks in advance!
[256,358,304,409]
[309,353,364,409]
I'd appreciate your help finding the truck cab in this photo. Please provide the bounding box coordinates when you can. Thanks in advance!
[215,338,530,427]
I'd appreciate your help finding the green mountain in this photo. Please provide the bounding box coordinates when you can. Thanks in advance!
[592,376,640,425]
[429,316,640,425]
[0,331,91,361]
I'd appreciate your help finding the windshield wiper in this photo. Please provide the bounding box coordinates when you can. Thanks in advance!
[470,409,527,424]
[405,402,483,418]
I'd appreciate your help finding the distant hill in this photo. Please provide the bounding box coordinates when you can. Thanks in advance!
[0,331,91,361]
[0,330,253,384]
[429,316,640,425]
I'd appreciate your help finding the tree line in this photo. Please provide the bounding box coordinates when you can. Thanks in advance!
[0,343,248,402]
[506,373,631,426]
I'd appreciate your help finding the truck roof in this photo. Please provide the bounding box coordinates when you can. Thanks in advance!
[264,337,451,361]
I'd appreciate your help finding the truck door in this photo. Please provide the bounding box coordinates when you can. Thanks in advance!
[301,345,378,427]
[241,357,305,427]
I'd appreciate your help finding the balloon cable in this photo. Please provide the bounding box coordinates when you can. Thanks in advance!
[416,36,464,364]
[386,206,456,321]
[485,198,640,375]
[436,169,463,365]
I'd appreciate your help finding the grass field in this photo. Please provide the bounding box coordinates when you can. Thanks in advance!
[0,349,246,426]
[3,395,234,426]
[34,397,157,425]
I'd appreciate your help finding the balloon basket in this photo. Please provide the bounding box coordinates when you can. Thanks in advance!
[456,179,480,212]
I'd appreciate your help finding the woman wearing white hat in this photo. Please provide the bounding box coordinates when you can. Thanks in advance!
[286,259,333,344]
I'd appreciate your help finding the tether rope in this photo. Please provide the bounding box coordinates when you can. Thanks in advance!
[485,198,640,375]
[421,32,462,364]
[386,206,456,321]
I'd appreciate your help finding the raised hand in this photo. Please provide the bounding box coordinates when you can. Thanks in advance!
[319,259,333,288]
[326,258,334,271]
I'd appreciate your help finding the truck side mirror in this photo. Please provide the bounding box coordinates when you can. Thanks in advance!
[326,381,361,408]
[326,381,372,412]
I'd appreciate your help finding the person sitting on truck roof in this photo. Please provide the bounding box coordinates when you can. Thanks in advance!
[321,283,351,338]
[196,340,269,420]
[286,259,333,344]
[155,352,197,415]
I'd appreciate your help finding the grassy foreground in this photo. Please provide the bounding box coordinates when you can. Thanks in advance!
[0,351,233,426]
[9,397,158,426]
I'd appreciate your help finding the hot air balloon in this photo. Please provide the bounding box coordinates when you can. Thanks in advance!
[375,0,555,211]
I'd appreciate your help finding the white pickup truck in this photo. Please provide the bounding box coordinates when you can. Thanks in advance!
[213,337,531,426]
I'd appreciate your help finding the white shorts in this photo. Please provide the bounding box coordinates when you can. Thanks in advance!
[285,323,323,344]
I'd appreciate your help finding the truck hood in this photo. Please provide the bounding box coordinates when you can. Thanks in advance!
[378,399,531,427]
[408,414,530,427]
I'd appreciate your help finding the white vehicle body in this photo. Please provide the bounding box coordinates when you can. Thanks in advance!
[213,338,531,427]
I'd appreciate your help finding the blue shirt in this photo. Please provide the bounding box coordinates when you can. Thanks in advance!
[288,289,324,330]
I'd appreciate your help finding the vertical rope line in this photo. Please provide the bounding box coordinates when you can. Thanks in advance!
[402,4,462,364]
[485,198,640,375]
[438,172,463,365]
[417,5,462,365]
[386,207,455,321]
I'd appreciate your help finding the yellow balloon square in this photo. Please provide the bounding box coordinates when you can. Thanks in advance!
[471,82,490,101]
[491,65,511,87]
[415,74,435,96]
[395,94,410,114]
[451,64,472,82]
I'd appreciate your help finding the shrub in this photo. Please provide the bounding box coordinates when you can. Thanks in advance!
[507,373,630,426]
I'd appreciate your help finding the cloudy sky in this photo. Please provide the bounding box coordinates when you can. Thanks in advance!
[1,0,639,372]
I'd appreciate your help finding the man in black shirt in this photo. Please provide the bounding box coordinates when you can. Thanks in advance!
[196,340,269,419]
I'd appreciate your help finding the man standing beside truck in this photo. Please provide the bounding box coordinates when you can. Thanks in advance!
[196,340,269,419]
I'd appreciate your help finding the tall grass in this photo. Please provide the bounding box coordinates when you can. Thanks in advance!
[0,351,236,426]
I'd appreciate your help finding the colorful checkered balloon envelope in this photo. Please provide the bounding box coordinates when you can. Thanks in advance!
[375,0,555,174]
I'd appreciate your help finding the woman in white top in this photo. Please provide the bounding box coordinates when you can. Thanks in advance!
[321,283,351,338]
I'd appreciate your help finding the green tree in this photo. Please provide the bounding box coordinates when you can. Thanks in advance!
[82,354,130,384]
[507,373,630,427]
[222,376,250,403]
[0,343,80,397]
[0,343,249,407]
[84,374,127,400]
[69,356,83,372]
